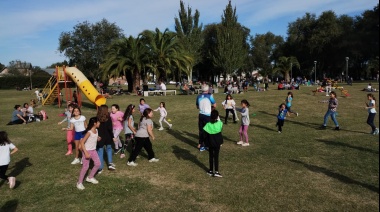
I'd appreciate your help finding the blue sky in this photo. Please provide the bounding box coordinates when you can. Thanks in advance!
[0,0,377,68]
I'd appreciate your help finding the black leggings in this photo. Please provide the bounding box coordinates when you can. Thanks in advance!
[367,113,376,131]
[128,137,155,162]
[0,165,9,181]
[209,146,220,172]
[277,119,285,132]
[225,109,236,123]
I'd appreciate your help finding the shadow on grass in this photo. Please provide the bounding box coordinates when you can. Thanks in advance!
[315,139,379,154]
[172,145,208,171]
[166,129,198,149]
[255,124,278,132]
[80,101,97,109]
[290,159,379,194]
[8,157,32,177]
[5,157,32,189]
[0,199,18,212]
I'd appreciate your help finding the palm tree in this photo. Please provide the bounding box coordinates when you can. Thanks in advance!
[273,56,300,82]
[102,36,148,93]
[141,28,192,82]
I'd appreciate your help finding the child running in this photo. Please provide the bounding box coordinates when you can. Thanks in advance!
[153,102,172,130]
[76,117,101,190]
[138,98,150,116]
[122,104,137,159]
[66,106,87,164]
[365,93,379,135]
[319,91,340,130]
[127,108,159,166]
[276,103,288,133]
[110,104,124,154]
[59,103,75,155]
[236,99,251,147]
[285,92,298,117]
[222,94,237,124]
[204,110,224,177]
[0,131,18,189]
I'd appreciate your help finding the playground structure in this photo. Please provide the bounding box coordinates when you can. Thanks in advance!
[40,66,106,107]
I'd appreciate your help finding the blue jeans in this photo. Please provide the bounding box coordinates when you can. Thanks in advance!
[323,110,339,127]
[96,144,113,170]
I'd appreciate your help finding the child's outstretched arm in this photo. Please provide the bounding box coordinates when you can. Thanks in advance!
[64,122,75,131]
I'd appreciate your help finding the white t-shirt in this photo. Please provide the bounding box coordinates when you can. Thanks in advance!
[0,143,16,166]
[84,130,98,151]
[160,83,167,91]
[70,115,86,132]
[368,100,377,114]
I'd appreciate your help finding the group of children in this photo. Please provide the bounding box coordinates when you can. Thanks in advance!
[57,98,170,190]
[2,87,377,190]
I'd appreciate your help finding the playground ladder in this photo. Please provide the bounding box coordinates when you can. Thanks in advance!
[41,75,59,105]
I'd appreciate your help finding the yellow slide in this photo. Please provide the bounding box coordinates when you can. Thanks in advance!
[64,67,106,106]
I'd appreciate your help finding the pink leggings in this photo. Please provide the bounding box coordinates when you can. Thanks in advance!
[66,130,75,144]
[78,150,100,183]
[239,125,249,143]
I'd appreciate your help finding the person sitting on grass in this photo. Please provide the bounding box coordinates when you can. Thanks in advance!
[7,105,27,125]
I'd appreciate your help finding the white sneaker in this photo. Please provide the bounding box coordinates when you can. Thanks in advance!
[127,161,138,166]
[169,124,173,129]
[109,163,116,167]
[108,165,116,170]
[71,158,80,165]
[296,113,299,117]
[86,177,99,184]
[236,141,244,145]
[373,128,379,135]
[8,177,16,189]
[76,183,85,190]
[242,143,250,147]
[149,158,159,163]
[158,127,164,131]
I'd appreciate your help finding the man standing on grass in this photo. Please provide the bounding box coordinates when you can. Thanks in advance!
[196,84,216,151]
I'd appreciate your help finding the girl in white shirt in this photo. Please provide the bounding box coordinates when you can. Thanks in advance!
[222,94,237,124]
[0,131,18,189]
[76,117,101,190]
[66,107,87,165]
[365,94,378,135]
[154,102,172,131]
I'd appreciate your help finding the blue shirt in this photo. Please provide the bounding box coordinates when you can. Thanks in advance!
[196,93,215,116]
[277,108,288,120]
[286,96,292,107]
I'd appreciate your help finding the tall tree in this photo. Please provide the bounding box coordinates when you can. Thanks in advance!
[250,32,284,77]
[211,1,249,80]
[58,19,123,78]
[174,0,203,81]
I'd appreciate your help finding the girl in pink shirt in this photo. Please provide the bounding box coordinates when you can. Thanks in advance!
[110,104,124,154]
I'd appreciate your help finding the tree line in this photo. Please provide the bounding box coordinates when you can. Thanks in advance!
[56,1,378,93]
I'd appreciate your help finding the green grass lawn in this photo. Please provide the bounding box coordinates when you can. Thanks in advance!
[0,82,379,211]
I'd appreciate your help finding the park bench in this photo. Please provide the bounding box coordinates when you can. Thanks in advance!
[194,88,219,94]
[143,90,176,96]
